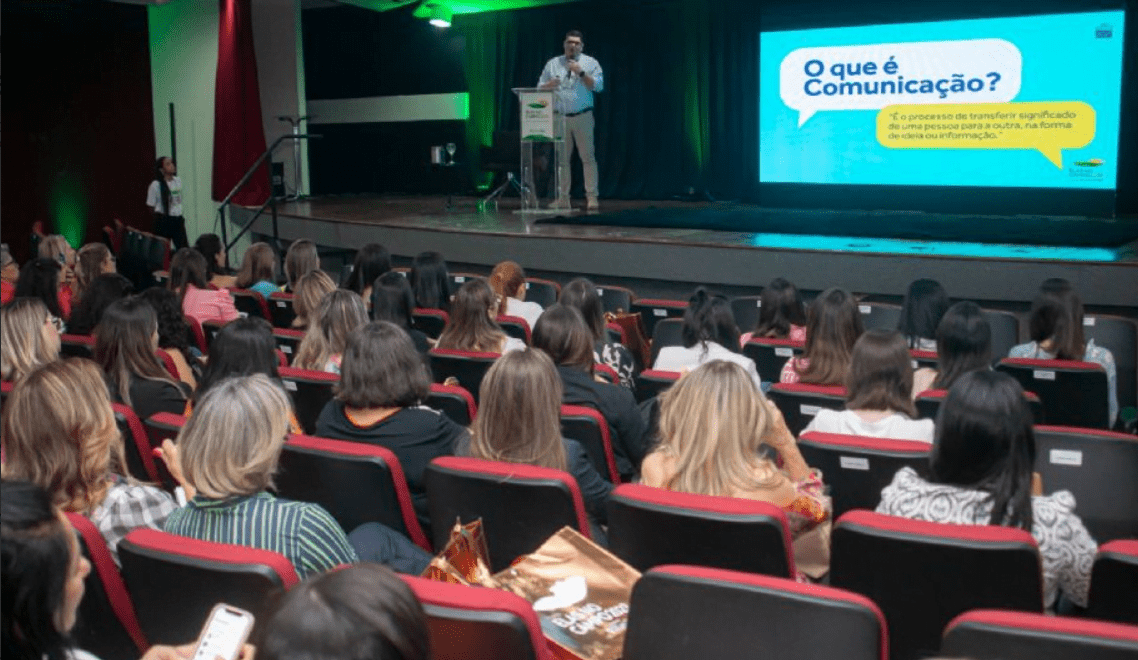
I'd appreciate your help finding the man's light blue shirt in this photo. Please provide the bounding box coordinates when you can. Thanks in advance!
[538,54,604,114]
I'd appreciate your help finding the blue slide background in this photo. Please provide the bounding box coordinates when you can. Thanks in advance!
[759,11,1126,189]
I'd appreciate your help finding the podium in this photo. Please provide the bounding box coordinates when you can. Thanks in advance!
[512,87,570,213]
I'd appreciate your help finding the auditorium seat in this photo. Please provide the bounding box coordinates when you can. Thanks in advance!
[496,314,531,344]
[1082,314,1137,414]
[996,358,1110,429]
[59,333,95,358]
[424,456,591,572]
[595,362,620,385]
[112,403,162,484]
[523,277,560,308]
[915,388,1044,422]
[630,298,686,337]
[941,609,1138,660]
[595,284,635,314]
[229,288,270,319]
[118,528,299,645]
[980,308,1020,362]
[276,434,431,550]
[186,316,208,354]
[1033,425,1138,543]
[797,431,931,521]
[605,321,627,346]
[649,317,684,365]
[634,369,681,403]
[66,513,149,660]
[560,404,620,483]
[426,382,477,426]
[909,348,937,371]
[0,379,12,409]
[1086,540,1138,623]
[413,307,449,338]
[730,295,764,335]
[141,411,185,491]
[155,348,180,380]
[201,319,226,348]
[278,366,338,434]
[401,575,554,660]
[830,510,1043,660]
[623,566,887,660]
[742,337,804,386]
[428,348,499,404]
[606,484,795,578]
[272,327,304,364]
[857,301,901,332]
[448,272,485,292]
[767,382,847,436]
[268,291,297,328]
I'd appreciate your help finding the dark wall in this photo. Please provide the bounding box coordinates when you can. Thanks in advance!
[2,0,157,262]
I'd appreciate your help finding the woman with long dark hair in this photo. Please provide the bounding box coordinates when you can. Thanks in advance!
[436,280,525,354]
[138,286,198,387]
[911,301,992,396]
[342,243,392,306]
[146,156,188,249]
[741,277,807,345]
[780,287,864,385]
[66,273,134,337]
[653,287,760,389]
[168,248,239,325]
[409,251,450,312]
[371,271,431,354]
[192,234,237,289]
[559,277,636,388]
[897,278,950,351]
[877,370,1097,609]
[15,258,67,325]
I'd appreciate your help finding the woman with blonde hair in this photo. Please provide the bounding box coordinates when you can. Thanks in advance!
[1,299,60,382]
[780,287,864,385]
[73,243,116,300]
[234,242,279,298]
[488,261,543,330]
[95,296,190,422]
[464,348,612,526]
[283,239,320,293]
[436,279,525,354]
[293,288,368,373]
[641,361,829,564]
[1,359,178,564]
[291,269,336,330]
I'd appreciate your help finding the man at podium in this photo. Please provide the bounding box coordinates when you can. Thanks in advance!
[539,30,604,211]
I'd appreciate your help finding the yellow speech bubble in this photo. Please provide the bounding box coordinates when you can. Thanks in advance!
[876,101,1095,168]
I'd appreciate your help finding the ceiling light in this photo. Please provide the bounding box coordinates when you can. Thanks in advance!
[428,4,452,28]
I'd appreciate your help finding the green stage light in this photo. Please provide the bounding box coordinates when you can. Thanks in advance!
[428,4,452,27]
[51,173,87,248]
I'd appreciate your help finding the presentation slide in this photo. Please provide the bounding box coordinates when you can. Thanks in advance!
[759,11,1126,190]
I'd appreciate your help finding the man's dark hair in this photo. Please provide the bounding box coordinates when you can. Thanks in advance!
[565,30,583,41]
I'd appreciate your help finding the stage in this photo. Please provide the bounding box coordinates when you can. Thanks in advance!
[233,195,1138,312]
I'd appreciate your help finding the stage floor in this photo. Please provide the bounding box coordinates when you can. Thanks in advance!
[239,195,1138,309]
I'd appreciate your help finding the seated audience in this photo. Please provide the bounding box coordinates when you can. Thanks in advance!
[654,287,761,389]
[1009,278,1117,426]
[234,241,279,298]
[532,305,649,480]
[293,289,368,374]
[781,287,864,385]
[38,235,76,304]
[803,329,934,443]
[559,277,636,388]
[291,269,336,331]
[316,322,465,527]
[0,479,197,660]
[436,279,525,354]
[1,244,18,305]
[489,261,543,330]
[410,250,450,312]
[283,239,320,293]
[256,563,429,660]
[342,243,392,307]
[66,273,133,336]
[2,359,177,564]
[192,233,237,289]
[877,370,1097,609]
[95,297,190,422]
[912,301,991,396]
[741,277,808,345]
[371,271,431,353]
[138,286,199,386]
[897,278,949,351]
[169,247,239,324]
[163,374,431,577]
[16,258,68,325]
[461,348,613,530]
[641,360,829,567]
[73,243,116,301]
[1,299,60,382]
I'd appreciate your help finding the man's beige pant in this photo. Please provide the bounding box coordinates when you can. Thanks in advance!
[560,110,598,200]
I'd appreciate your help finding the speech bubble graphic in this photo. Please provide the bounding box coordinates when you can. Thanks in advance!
[780,39,1022,127]
[876,101,1096,168]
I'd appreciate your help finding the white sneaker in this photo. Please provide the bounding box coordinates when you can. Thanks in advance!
[586,196,599,211]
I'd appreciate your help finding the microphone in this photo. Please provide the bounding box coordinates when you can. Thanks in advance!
[566,53,579,80]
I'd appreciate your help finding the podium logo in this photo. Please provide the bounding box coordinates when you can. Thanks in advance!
[527,100,549,109]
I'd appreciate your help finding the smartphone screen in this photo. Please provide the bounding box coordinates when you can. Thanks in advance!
[192,605,254,660]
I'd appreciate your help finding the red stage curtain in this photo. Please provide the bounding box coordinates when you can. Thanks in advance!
[212,0,270,206]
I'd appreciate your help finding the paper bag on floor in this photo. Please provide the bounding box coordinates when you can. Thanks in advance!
[420,519,499,588]
[492,527,640,660]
